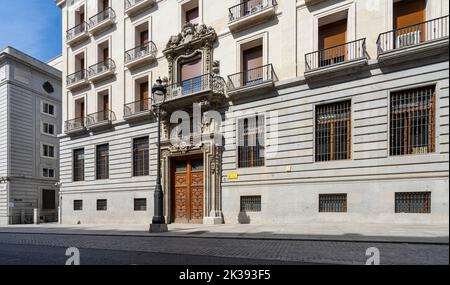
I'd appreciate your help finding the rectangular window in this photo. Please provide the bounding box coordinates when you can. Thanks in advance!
[43,168,55,178]
[319,194,347,213]
[73,148,85,182]
[134,198,147,211]
[395,192,431,213]
[42,122,55,135]
[97,199,107,211]
[237,115,265,168]
[315,101,351,162]
[390,86,436,156]
[43,102,55,116]
[42,189,56,210]
[42,144,55,158]
[240,196,261,212]
[96,144,109,180]
[133,137,149,176]
[73,200,83,211]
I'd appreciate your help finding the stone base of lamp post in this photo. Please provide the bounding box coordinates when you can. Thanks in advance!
[149,223,168,233]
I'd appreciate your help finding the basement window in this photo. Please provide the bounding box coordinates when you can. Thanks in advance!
[319,194,347,213]
[240,196,261,212]
[395,192,431,213]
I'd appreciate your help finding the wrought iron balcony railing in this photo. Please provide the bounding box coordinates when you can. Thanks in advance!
[67,69,89,86]
[89,7,116,28]
[66,22,89,42]
[65,117,86,133]
[229,0,277,22]
[86,110,116,127]
[305,38,367,71]
[227,64,276,90]
[166,74,226,101]
[88,58,116,78]
[125,41,157,64]
[377,15,449,54]
[125,0,147,10]
[124,98,153,117]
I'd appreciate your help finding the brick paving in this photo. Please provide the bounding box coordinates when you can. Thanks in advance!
[0,232,447,265]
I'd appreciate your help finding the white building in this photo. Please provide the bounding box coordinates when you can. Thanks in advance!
[56,0,449,230]
[0,47,62,225]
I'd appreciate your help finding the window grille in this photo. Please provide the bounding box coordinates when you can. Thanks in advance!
[97,199,107,211]
[240,196,262,212]
[134,198,147,211]
[395,192,431,213]
[133,137,149,176]
[96,144,109,180]
[315,101,351,162]
[238,115,265,168]
[73,200,83,211]
[319,194,347,212]
[390,86,436,156]
[73,148,85,182]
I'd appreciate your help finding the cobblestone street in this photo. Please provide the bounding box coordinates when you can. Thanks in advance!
[0,232,447,265]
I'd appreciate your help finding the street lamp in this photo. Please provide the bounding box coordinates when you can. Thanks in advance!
[149,77,168,233]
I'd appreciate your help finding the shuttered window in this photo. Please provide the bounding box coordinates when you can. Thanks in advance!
[73,148,85,182]
[315,101,351,162]
[390,86,436,156]
[133,137,149,176]
[395,192,431,213]
[238,115,265,168]
[319,194,347,213]
[96,144,109,180]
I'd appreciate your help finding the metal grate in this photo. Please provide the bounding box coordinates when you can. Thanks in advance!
[240,196,262,212]
[73,148,85,182]
[315,101,351,162]
[96,144,109,180]
[390,86,436,156]
[395,192,431,213]
[319,194,347,213]
[134,198,147,211]
[238,115,265,168]
[73,200,83,211]
[96,199,107,211]
[133,137,149,176]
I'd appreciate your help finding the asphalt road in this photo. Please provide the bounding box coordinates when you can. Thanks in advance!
[0,232,447,265]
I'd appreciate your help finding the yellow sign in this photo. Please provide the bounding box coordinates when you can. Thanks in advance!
[227,173,238,180]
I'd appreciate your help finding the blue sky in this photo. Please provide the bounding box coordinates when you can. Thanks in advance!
[0,0,62,62]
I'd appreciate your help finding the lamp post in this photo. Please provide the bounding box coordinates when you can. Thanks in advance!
[149,77,168,233]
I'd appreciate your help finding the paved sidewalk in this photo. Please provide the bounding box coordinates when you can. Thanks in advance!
[0,222,448,244]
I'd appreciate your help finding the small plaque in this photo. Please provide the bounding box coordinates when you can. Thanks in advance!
[227,173,238,180]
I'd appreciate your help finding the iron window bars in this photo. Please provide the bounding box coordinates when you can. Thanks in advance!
[395,192,431,213]
[73,148,85,182]
[238,115,265,168]
[96,144,109,180]
[319,194,347,213]
[390,86,436,156]
[315,101,351,162]
[133,137,149,176]
[240,196,262,212]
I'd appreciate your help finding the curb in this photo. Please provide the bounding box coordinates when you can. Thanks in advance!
[0,230,448,245]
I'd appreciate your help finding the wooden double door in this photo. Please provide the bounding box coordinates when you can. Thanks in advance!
[171,156,204,224]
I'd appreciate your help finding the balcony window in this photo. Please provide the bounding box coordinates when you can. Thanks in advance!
[229,0,276,22]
